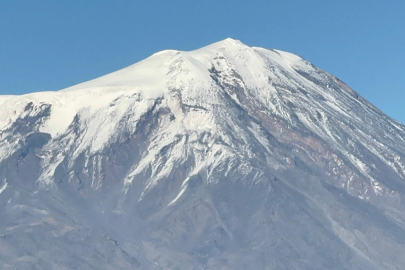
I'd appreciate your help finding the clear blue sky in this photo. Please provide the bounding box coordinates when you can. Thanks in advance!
[1,1,404,123]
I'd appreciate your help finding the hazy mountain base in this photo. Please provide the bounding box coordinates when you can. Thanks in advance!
[1,39,405,269]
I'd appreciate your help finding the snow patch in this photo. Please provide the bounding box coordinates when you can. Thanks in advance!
[0,179,7,195]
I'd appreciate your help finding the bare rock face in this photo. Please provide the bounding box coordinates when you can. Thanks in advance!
[1,38,405,269]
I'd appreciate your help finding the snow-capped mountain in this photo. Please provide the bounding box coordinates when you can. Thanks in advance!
[1,38,405,269]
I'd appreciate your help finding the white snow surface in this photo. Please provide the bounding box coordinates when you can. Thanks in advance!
[1,38,404,197]
[0,38,309,146]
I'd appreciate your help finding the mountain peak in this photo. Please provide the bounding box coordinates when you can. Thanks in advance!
[0,39,379,138]
[212,37,245,47]
[194,37,251,55]
[61,38,284,94]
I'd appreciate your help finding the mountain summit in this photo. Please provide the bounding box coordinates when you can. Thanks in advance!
[1,39,405,269]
